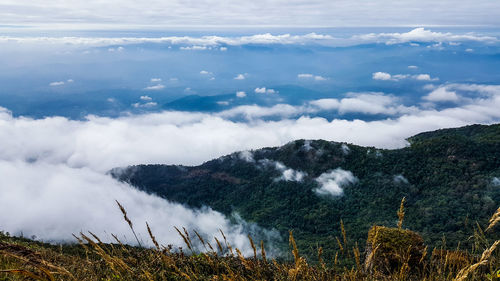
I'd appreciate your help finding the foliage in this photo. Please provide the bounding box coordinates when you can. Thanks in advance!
[112,123,500,260]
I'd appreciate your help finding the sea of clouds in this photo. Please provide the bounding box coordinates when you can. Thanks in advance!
[1,82,500,249]
[1,26,500,252]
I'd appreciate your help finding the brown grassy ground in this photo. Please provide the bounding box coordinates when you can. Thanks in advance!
[1,200,498,281]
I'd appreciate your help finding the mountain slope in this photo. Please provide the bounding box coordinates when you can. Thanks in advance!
[112,123,500,259]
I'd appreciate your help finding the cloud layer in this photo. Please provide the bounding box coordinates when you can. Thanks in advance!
[1,2,500,27]
[0,29,496,49]
[1,82,500,249]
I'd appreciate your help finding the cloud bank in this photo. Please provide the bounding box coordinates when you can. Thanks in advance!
[1,82,500,249]
[0,29,496,49]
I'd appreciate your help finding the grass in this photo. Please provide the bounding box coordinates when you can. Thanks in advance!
[1,199,499,280]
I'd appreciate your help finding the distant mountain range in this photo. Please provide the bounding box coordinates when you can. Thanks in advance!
[111,124,500,259]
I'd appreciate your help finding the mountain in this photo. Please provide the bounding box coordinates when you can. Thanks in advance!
[111,124,500,260]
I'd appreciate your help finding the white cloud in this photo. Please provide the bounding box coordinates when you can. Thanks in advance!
[341,144,350,155]
[310,93,417,116]
[255,87,277,94]
[217,101,230,106]
[493,177,500,186]
[169,78,179,82]
[298,73,328,81]
[238,151,254,163]
[309,99,340,110]
[355,28,498,45]
[144,84,165,90]
[393,174,409,184]
[222,92,417,120]
[373,72,438,82]
[49,81,65,86]
[218,104,304,120]
[200,70,212,75]
[414,74,439,81]
[1,29,497,49]
[140,95,153,101]
[314,168,357,196]
[219,47,228,51]
[423,87,460,102]
[67,79,74,83]
[259,159,306,182]
[108,46,124,52]
[180,45,208,51]
[234,74,246,80]
[132,102,157,108]
[466,48,474,52]
[372,72,392,80]
[0,83,500,246]
[150,78,162,82]
[0,160,278,255]
[236,91,247,98]
[298,73,314,79]
[408,65,418,69]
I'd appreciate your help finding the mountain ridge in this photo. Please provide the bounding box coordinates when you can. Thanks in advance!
[111,123,500,259]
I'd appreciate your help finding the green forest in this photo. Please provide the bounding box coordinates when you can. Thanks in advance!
[112,124,500,261]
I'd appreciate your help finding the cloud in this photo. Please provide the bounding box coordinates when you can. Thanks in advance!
[108,46,124,52]
[314,168,357,196]
[144,84,165,90]
[180,45,208,50]
[373,72,438,82]
[298,73,328,81]
[1,83,500,246]
[132,102,157,108]
[408,65,418,69]
[372,72,392,81]
[217,101,230,106]
[218,104,304,120]
[219,47,228,51]
[341,144,350,155]
[255,87,277,94]
[414,74,438,81]
[423,87,460,102]
[493,177,500,186]
[1,28,497,49]
[466,48,474,52]
[2,0,500,29]
[393,174,409,184]
[309,92,417,116]
[236,91,247,98]
[355,28,498,45]
[0,160,278,255]
[238,151,254,163]
[150,78,162,82]
[234,74,246,80]
[49,81,65,86]
[140,95,153,101]
[259,159,306,182]
[200,70,212,75]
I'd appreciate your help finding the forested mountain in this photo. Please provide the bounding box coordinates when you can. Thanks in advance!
[112,124,500,260]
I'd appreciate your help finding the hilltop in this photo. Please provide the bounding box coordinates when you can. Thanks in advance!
[112,123,500,260]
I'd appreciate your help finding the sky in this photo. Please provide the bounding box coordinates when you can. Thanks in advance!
[1,0,500,28]
[1,1,500,252]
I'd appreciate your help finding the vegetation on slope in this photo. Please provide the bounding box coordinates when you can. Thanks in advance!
[112,124,500,260]
[1,200,499,280]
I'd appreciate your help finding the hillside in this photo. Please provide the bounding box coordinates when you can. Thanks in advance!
[112,123,500,260]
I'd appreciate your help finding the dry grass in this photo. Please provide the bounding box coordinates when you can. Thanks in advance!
[0,199,499,281]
